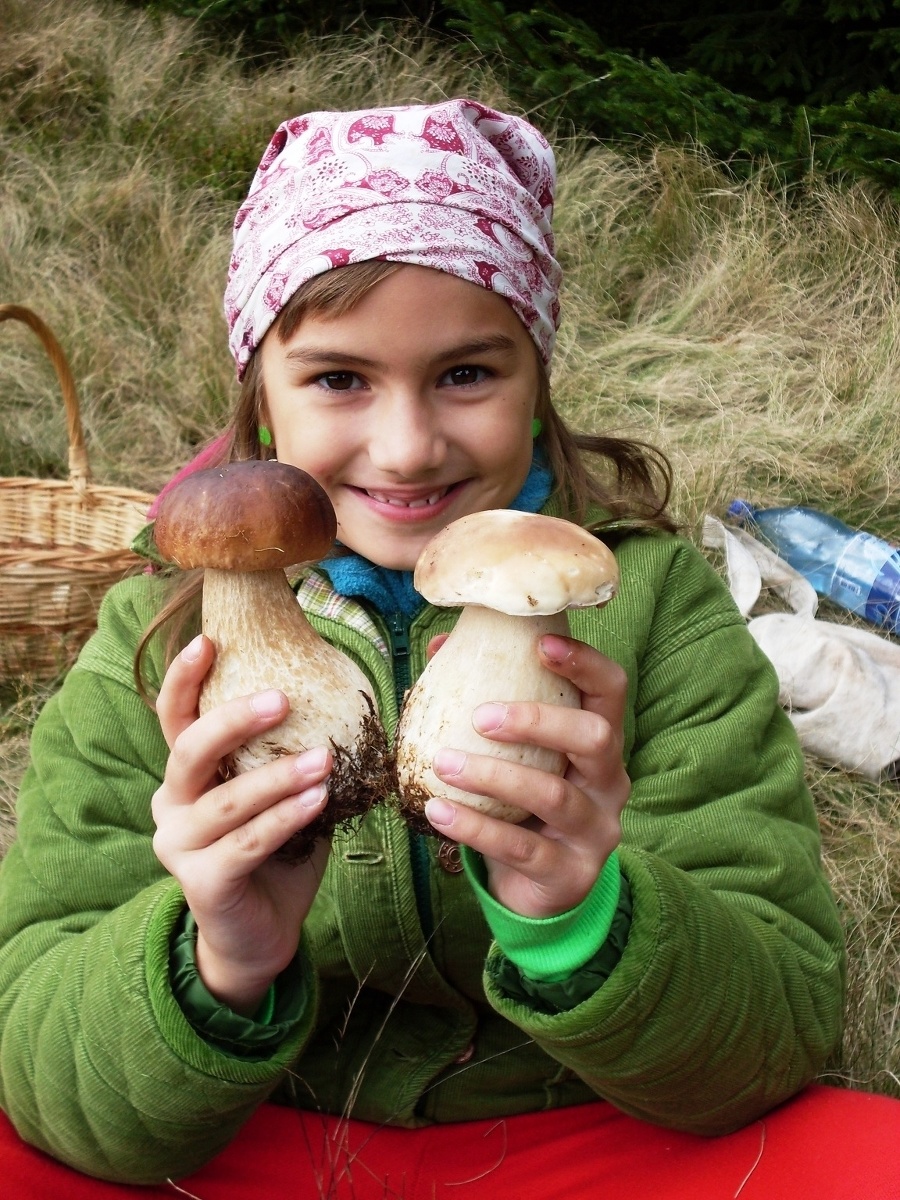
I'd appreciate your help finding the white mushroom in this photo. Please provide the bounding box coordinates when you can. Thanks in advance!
[153,459,390,859]
[395,509,619,829]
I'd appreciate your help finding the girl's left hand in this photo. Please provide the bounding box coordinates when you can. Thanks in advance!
[424,633,630,919]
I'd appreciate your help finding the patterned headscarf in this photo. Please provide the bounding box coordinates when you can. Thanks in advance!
[224,99,562,378]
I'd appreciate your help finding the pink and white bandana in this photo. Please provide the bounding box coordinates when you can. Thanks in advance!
[224,99,562,377]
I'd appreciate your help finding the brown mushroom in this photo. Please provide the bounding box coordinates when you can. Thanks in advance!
[154,459,390,860]
[395,509,619,831]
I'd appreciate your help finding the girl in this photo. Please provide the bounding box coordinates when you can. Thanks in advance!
[0,99,897,1199]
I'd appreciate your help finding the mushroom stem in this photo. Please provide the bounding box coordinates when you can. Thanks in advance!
[200,567,390,857]
[395,605,579,828]
[200,568,330,738]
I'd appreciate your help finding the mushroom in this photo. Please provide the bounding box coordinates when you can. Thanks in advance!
[153,459,390,860]
[394,509,619,831]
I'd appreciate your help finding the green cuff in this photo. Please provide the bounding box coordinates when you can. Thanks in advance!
[462,848,622,982]
[170,910,305,1060]
[487,872,633,1013]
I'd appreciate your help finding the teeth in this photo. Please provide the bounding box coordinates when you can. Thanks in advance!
[367,489,447,507]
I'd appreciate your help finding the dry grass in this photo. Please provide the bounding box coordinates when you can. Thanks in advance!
[0,678,54,856]
[0,0,897,1098]
[815,768,900,1094]
[552,148,900,535]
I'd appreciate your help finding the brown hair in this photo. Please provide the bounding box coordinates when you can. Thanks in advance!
[135,260,674,698]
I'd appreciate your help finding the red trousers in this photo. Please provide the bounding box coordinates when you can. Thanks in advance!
[2,1085,899,1199]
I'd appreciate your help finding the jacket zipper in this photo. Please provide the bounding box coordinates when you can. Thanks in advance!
[385,610,412,712]
[385,610,435,946]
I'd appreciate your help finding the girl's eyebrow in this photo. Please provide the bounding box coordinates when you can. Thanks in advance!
[283,334,519,368]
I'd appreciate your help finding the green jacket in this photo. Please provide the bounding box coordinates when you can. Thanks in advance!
[0,528,846,1184]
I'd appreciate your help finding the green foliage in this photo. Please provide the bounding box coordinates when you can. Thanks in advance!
[447,2,794,159]
[143,0,328,37]
[676,1,900,104]
[816,88,900,193]
[445,0,900,198]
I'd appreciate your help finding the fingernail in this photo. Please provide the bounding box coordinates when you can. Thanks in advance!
[297,783,327,809]
[425,798,456,827]
[297,746,329,774]
[433,749,466,778]
[181,634,203,663]
[250,689,285,718]
[473,702,508,733]
[540,634,571,664]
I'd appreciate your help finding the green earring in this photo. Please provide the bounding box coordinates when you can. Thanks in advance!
[531,418,543,439]
[258,425,273,447]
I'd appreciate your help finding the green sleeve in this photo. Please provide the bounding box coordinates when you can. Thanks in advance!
[0,577,318,1185]
[170,911,307,1059]
[486,874,633,1012]
[462,846,630,1009]
[462,850,622,982]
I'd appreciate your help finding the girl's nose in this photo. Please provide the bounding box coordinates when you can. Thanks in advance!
[367,392,446,477]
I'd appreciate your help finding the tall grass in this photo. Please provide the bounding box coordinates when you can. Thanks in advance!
[0,0,897,1097]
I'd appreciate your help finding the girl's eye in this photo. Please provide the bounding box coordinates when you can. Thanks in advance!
[315,371,363,392]
[441,365,488,387]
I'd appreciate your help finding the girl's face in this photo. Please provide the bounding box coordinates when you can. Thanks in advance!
[260,265,540,571]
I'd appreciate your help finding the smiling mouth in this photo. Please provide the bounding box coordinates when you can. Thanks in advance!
[362,486,454,509]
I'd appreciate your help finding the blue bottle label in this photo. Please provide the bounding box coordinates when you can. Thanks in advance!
[831,534,900,633]
[864,552,900,634]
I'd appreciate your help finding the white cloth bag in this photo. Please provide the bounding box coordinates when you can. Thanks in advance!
[703,516,900,779]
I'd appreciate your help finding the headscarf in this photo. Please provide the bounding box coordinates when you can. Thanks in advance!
[224,98,562,378]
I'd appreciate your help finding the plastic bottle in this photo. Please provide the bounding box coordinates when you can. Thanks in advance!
[728,500,900,636]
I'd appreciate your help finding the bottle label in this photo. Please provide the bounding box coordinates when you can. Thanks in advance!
[832,534,900,633]
[865,552,900,635]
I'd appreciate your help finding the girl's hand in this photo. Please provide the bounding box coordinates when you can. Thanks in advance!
[151,634,332,1015]
[424,634,630,918]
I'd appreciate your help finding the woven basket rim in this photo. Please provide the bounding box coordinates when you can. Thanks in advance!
[0,475,155,502]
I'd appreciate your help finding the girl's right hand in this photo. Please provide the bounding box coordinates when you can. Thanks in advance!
[151,634,332,1016]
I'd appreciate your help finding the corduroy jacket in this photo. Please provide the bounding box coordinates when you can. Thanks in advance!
[0,525,846,1185]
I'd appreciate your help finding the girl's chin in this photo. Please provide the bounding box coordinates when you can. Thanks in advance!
[350,530,429,572]
[330,522,423,572]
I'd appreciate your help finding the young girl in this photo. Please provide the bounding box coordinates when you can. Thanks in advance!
[0,99,897,1200]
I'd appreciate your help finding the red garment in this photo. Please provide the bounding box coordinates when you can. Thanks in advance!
[2,1086,898,1199]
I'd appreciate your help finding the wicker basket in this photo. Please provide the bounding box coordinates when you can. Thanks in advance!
[0,305,155,682]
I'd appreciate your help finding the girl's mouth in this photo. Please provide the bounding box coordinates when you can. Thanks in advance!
[352,483,463,521]
[366,488,448,508]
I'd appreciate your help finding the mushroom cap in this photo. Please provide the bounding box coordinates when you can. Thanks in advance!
[153,460,337,571]
[414,510,619,616]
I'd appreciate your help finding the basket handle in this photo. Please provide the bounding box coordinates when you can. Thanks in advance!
[0,304,90,490]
